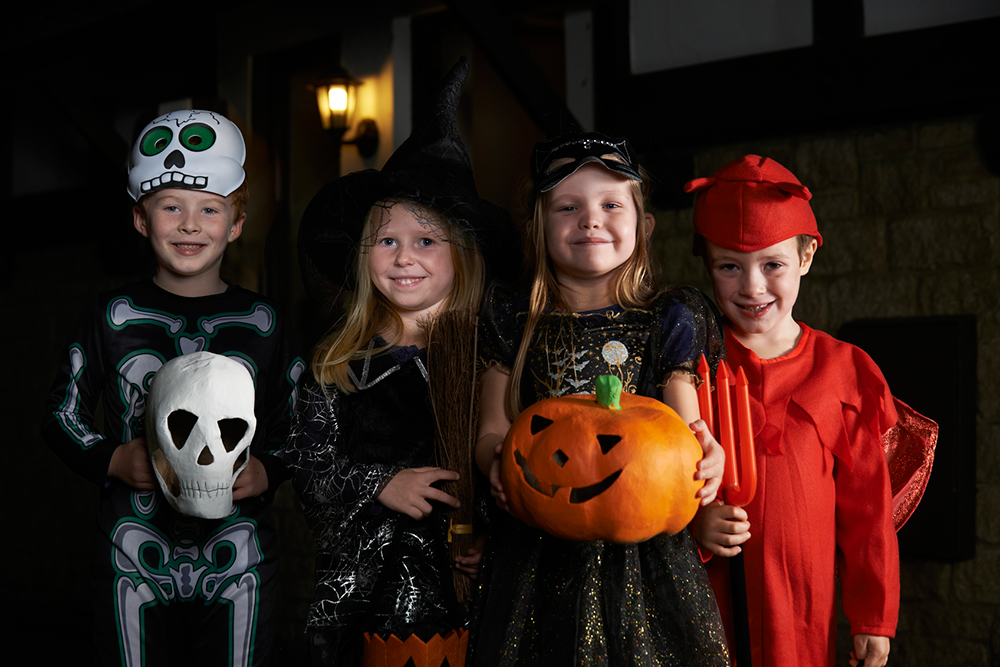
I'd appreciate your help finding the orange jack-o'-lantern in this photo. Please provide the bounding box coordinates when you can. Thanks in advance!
[501,375,703,543]
[363,629,468,667]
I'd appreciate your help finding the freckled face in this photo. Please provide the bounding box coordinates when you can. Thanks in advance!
[706,238,815,340]
[134,188,243,289]
[368,203,456,322]
[544,163,639,286]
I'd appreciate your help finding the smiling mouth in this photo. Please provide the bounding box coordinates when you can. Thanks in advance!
[513,449,622,503]
[173,243,207,254]
[739,302,771,313]
[392,277,425,286]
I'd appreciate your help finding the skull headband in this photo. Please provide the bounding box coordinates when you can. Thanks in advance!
[128,110,246,200]
[531,133,642,192]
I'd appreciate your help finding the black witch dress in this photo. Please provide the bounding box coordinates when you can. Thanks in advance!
[287,338,463,666]
[468,284,730,667]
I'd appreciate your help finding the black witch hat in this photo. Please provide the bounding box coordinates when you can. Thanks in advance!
[299,57,517,302]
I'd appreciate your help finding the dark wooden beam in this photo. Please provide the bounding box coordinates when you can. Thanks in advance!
[445,0,580,137]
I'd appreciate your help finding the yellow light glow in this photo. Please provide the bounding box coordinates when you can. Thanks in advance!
[328,86,349,112]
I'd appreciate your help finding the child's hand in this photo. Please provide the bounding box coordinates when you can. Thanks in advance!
[378,467,460,520]
[693,501,750,557]
[454,533,488,580]
[107,437,157,490]
[689,419,724,504]
[850,634,890,667]
[232,455,268,501]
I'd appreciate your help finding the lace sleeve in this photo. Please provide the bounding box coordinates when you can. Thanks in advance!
[286,381,402,528]
[478,281,523,369]
[655,285,726,381]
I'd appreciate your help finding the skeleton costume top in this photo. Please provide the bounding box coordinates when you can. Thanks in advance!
[43,281,302,667]
[468,283,731,667]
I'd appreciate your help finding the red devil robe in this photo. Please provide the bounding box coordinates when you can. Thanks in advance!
[706,324,937,667]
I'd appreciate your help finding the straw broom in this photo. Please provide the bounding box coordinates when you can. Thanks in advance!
[424,308,479,607]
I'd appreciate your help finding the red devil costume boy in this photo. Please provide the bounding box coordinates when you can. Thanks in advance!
[687,155,937,667]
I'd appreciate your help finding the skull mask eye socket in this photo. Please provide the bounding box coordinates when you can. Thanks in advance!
[218,418,249,453]
[180,123,216,152]
[140,127,173,156]
[233,449,248,474]
[167,409,198,449]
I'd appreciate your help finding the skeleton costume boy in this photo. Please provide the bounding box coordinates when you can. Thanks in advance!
[43,110,303,667]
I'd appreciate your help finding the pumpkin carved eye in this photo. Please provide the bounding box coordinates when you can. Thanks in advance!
[597,435,621,454]
[531,415,553,434]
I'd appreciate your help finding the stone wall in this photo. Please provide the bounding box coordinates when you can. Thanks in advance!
[652,116,1000,665]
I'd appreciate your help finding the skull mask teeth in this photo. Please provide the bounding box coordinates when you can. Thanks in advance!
[145,352,256,519]
[127,110,246,200]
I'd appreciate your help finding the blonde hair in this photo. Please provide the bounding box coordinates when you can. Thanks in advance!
[505,167,657,417]
[313,201,485,393]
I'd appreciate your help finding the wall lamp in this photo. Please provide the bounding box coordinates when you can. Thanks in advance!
[311,66,379,158]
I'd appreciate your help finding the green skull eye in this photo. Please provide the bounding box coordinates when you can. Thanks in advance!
[139,127,173,156]
[180,123,216,152]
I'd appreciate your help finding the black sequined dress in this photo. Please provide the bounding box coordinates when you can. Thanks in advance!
[287,338,462,666]
[469,284,730,667]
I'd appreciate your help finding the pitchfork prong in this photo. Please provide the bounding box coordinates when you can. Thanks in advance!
[694,357,757,508]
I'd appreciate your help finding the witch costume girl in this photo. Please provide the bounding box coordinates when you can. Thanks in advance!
[287,58,517,666]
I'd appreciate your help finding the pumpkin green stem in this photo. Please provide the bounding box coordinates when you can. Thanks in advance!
[595,375,622,410]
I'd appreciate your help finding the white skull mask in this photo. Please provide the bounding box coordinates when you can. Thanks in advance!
[145,352,256,519]
[127,109,246,200]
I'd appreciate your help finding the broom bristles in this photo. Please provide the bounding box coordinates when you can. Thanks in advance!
[425,309,479,607]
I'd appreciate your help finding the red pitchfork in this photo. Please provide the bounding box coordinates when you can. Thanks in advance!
[697,355,757,507]
[697,354,757,667]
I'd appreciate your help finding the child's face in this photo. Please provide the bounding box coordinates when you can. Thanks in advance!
[368,203,456,322]
[706,237,816,339]
[543,162,639,288]
[134,188,244,288]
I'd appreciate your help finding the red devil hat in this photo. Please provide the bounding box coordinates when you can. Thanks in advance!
[685,154,823,252]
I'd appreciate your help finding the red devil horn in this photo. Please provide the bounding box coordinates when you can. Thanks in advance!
[684,176,716,193]
[772,181,812,201]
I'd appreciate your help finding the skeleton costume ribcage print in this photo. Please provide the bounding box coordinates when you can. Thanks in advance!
[43,279,304,667]
[468,282,731,667]
[285,339,466,667]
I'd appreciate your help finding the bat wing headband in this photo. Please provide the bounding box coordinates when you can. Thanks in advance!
[531,133,642,192]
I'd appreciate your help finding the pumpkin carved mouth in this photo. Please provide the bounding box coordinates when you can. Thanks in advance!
[513,448,623,503]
